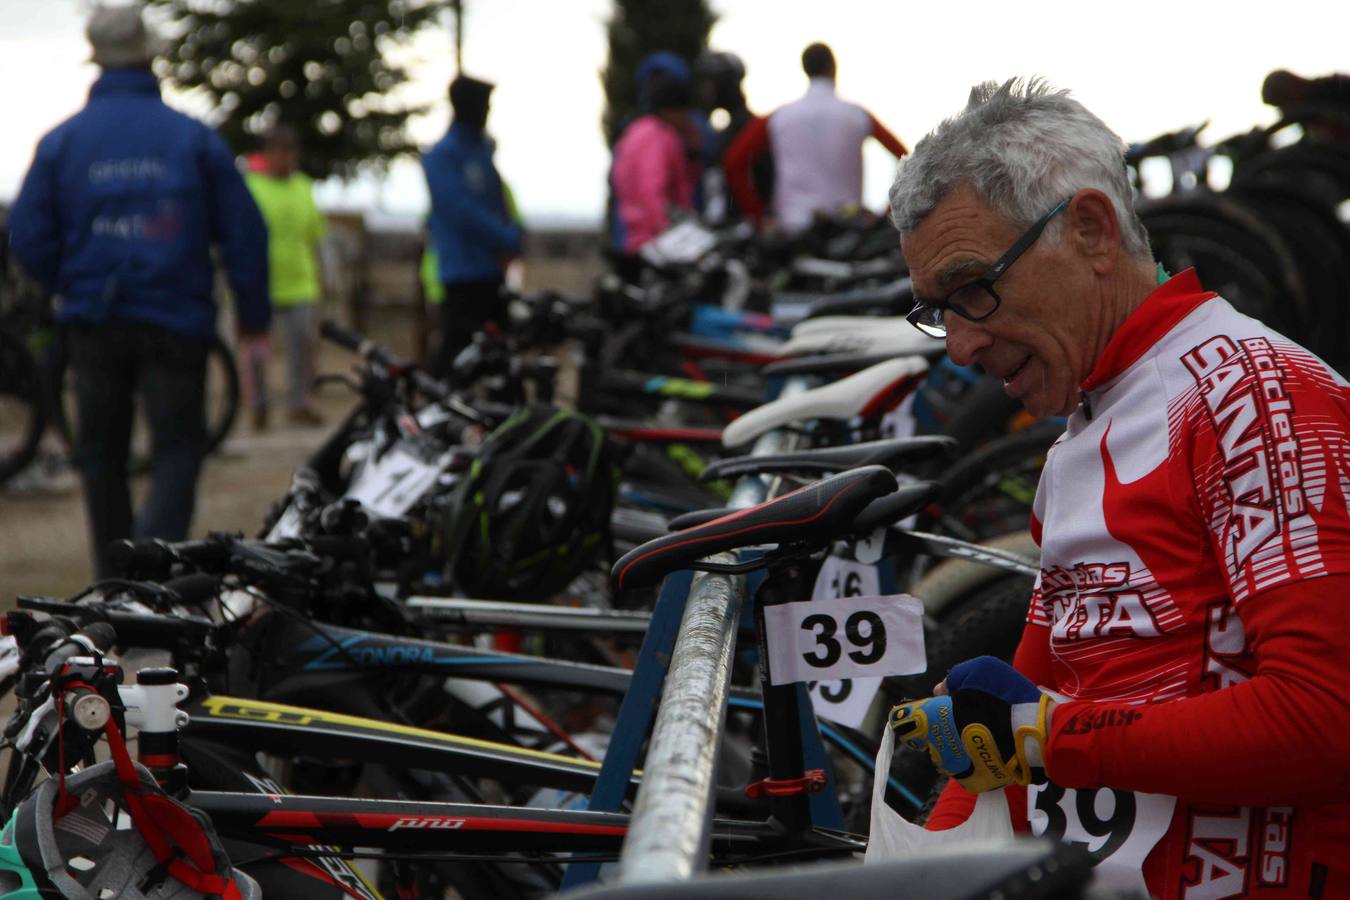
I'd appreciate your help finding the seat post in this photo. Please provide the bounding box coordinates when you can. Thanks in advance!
[751,557,826,837]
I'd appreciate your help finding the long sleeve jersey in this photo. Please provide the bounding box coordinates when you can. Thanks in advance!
[927,270,1350,898]
[9,68,270,336]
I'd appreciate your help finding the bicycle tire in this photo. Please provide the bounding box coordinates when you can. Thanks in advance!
[915,422,1061,544]
[1139,192,1309,340]
[1233,142,1350,202]
[0,329,47,485]
[1225,174,1350,370]
[52,330,241,461]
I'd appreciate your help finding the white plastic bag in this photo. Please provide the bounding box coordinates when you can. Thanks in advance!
[864,724,1016,863]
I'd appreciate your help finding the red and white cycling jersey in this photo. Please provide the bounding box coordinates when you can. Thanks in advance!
[930,270,1350,898]
[1027,270,1350,897]
[1028,271,1350,698]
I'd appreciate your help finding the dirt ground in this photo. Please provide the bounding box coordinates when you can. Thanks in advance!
[0,314,421,602]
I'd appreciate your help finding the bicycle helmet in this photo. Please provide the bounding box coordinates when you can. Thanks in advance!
[696,51,750,111]
[441,405,620,602]
[635,51,692,113]
[0,760,260,899]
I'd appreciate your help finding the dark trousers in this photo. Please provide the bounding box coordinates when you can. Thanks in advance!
[67,321,208,577]
[433,278,504,378]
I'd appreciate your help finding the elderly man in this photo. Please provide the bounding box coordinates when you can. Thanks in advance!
[889,79,1350,897]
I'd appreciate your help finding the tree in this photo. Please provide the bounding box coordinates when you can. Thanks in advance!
[145,0,452,179]
[600,0,715,145]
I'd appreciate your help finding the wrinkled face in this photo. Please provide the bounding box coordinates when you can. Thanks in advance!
[901,185,1097,418]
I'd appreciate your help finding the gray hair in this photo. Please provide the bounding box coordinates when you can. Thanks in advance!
[888,77,1151,259]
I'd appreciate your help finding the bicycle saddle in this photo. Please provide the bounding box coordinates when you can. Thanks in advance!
[667,477,939,534]
[612,466,898,591]
[777,318,936,359]
[722,357,928,448]
[700,436,956,482]
[761,348,942,378]
[806,277,912,319]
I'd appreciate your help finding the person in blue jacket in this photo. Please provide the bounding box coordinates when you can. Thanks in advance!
[422,74,522,377]
[7,5,270,577]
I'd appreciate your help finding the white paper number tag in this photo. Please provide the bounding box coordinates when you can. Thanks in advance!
[812,556,880,603]
[763,593,926,687]
[346,446,449,518]
[806,676,882,728]
[803,557,888,724]
[639,219,718,266]
[1027,782,1174,894]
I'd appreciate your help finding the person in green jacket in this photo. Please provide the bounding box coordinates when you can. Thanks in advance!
[244,125,326,428]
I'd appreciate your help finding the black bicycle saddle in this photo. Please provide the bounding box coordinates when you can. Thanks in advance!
[613,465,898,590]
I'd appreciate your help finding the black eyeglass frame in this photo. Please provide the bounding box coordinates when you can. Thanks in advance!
[906,195,1075,338]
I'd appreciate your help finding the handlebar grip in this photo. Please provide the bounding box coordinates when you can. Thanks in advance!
[106,539,228,577]
[161,573,222,606]
[82,622,116,653]
[105,539,175,577]
[42,621,117,673]
[319,319,369,355]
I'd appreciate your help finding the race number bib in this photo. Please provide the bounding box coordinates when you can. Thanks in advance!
[346,446,450,517]
[803,557,889,725]
[1027,782,1174,891]
[763,584,925,689]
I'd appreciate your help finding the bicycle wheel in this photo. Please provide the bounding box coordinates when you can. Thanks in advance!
[0,329,46,485]
[1139,192,1309,343]
[916,422,1061,544]
[54,331,241,466]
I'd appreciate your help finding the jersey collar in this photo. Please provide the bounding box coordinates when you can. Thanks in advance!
[1080,268,1216,391]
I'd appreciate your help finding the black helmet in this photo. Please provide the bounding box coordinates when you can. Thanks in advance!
[441,405,619,601]
[695,51,746,112]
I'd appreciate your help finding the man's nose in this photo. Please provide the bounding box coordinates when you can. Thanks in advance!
[944,315,992,367]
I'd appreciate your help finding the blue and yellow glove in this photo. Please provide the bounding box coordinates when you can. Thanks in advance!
[889,656,1051,792]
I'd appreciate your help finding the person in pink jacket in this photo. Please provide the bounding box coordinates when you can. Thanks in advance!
[610,74,700,279]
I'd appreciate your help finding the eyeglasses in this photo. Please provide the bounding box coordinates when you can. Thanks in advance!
[906,196,1074,338]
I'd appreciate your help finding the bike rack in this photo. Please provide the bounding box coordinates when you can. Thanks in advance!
[616,556,742,883]
[564,379,814,889]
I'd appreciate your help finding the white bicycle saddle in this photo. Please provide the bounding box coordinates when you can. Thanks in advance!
[723,356,930,447]
[777,317,937,359]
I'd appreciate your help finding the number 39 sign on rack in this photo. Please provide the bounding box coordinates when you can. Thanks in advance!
[763,557,927,728]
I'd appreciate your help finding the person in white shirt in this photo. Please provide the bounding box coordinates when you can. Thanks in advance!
[725,42,907,232]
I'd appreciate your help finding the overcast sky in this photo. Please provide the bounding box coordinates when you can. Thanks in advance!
[1,0,1346,226]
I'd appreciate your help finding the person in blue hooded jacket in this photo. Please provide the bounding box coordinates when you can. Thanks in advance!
[422,74,523,377]
[7,5,270,577]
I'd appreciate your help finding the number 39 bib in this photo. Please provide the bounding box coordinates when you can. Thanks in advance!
[1028,781,1174,892]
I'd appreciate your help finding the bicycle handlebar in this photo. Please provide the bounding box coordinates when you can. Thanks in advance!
[40,621,116,675]
[320,318,459,408]
[318,319,376,358]
[107,538,229,578]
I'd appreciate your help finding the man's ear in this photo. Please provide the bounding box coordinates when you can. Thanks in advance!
[1067,190,1122,274]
